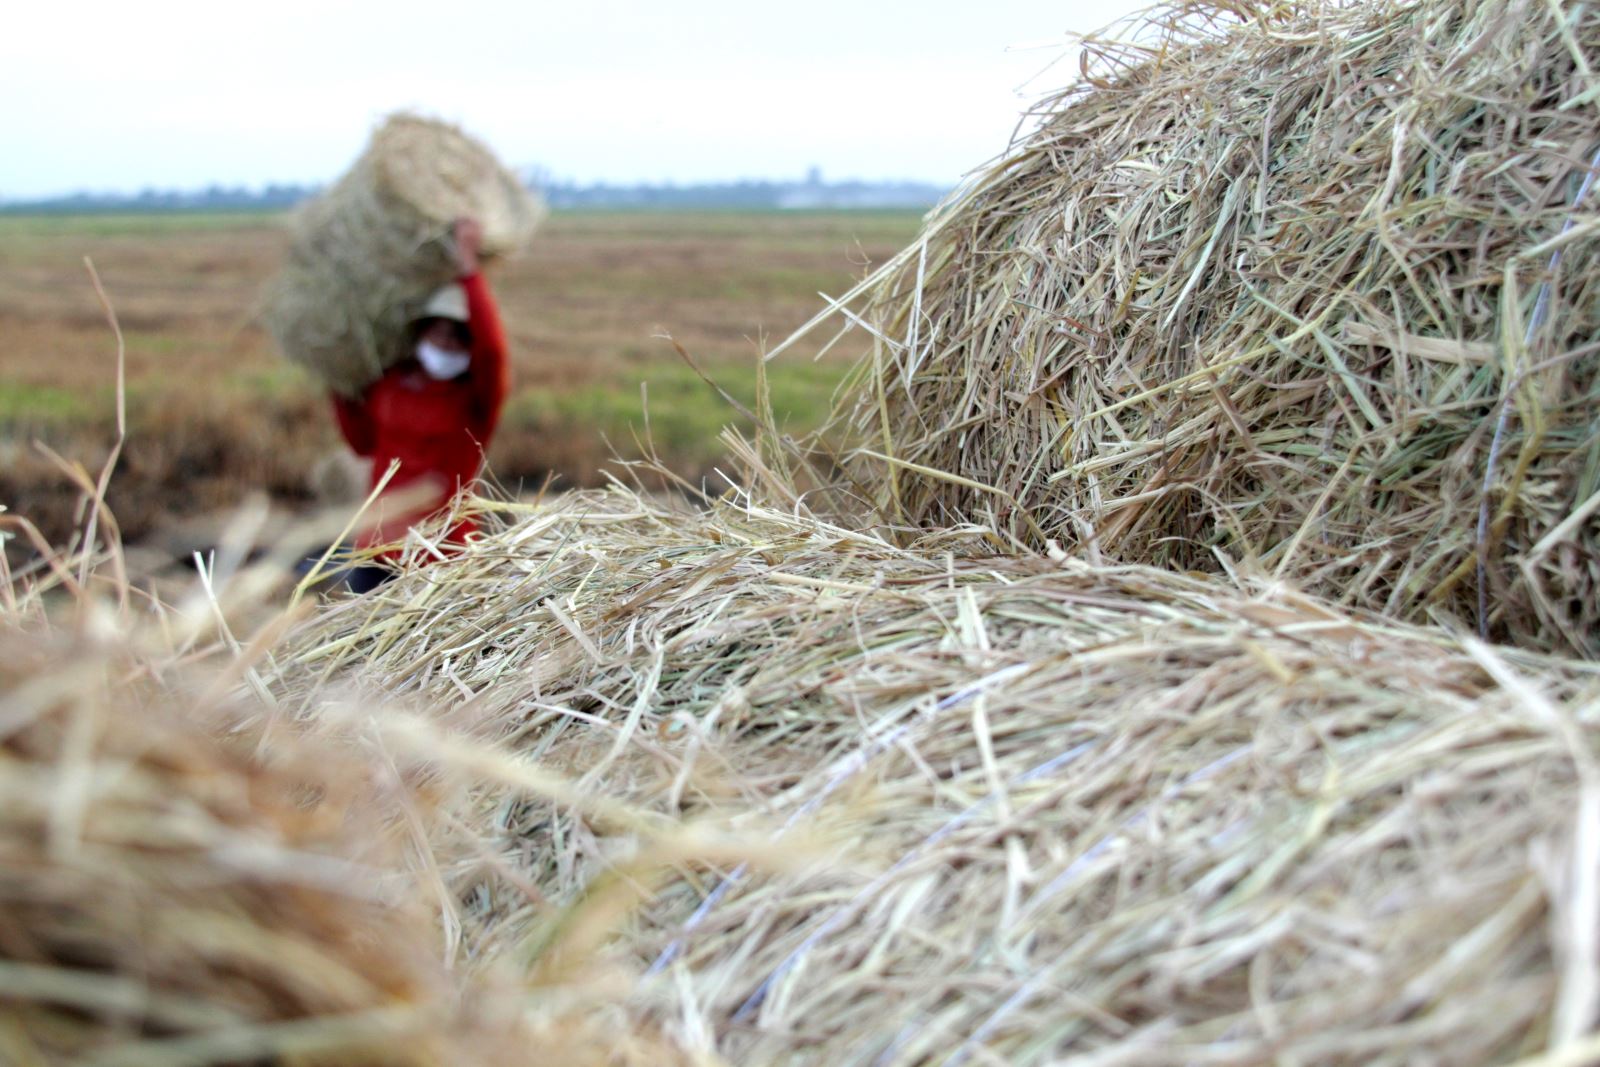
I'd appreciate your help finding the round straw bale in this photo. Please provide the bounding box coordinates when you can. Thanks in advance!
[263,112,544,397]
[805,0,1600,656]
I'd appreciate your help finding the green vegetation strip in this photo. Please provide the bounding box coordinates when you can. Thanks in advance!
[507,359,845,463]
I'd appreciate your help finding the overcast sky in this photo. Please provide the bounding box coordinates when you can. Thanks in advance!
[2,0,1150,199]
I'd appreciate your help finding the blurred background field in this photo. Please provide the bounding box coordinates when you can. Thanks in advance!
[0,209,919,554]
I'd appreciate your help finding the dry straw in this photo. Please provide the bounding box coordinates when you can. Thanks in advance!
[275,486,1600,1065]
[17,1,1600,1062]
[263,112,544,397]
[0,528,707,1065]
[0,624,503,1064]
[777,0,1600,657]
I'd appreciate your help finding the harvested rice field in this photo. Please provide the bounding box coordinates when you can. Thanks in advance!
[0,209,921,551]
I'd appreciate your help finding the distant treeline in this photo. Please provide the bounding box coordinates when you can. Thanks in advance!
[0,184,320,214]
[540,177,944,211]
[1,174,945,214]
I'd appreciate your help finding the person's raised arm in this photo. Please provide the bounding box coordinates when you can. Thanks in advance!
[454,217,510,440]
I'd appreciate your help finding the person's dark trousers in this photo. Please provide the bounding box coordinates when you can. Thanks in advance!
[347,563,396,594]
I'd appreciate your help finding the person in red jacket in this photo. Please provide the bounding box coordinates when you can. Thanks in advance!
[332,217,509,592]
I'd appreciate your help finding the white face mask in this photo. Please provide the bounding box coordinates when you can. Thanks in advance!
[416,339,471,380]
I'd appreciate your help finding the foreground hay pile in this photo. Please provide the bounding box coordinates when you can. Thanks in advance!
[277,489,1600,1064]
[263,112,543,396]
[788,0,1600,656]
[0,625,494,1063]
[0,572,696,1065]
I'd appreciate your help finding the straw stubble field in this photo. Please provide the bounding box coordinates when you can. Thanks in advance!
[0,209,920,551]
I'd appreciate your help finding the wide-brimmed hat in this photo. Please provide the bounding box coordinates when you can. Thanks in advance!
[419,283,469,323]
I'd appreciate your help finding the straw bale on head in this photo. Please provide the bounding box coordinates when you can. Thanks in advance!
[263,112,544,397]
[801,0,1600,656]
[277,488,1600,1065]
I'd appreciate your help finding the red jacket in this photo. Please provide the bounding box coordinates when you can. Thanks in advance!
[332,271,509,555]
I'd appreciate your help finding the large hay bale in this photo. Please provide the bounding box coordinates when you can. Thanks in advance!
[791,0,1600,656]
[264,113,544,397]
[277,488,1600,1065]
